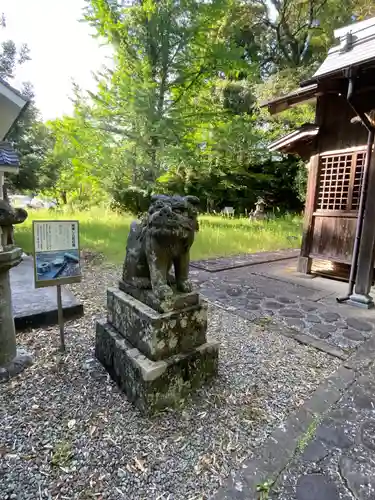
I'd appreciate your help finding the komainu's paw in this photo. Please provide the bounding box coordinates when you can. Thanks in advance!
[176,279,193,294]
[167,273,176,285]
[154,284,174,301]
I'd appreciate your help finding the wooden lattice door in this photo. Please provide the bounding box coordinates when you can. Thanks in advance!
[301,149,366,266]
[316,151,365,212]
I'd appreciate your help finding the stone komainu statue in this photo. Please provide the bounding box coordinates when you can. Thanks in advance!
[122,194,200,301]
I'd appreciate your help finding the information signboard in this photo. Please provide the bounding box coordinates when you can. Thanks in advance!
[32,220,81,289]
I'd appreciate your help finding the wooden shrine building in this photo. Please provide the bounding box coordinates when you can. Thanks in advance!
[262,16,375,308]
[0,76,28,196]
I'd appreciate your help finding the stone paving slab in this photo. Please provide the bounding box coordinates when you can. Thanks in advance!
[194,260,375,359]
[248,258,375,318]
[190,249,299,272]
[249,258,375,305]
[214,335,375,500]
[248,258,349,294]
[11,256,83,330]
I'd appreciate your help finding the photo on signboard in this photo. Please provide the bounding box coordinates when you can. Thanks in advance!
[35,248,81,282]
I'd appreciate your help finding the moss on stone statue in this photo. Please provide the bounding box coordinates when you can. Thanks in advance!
[106,288,208,361]
[95,320,218,415]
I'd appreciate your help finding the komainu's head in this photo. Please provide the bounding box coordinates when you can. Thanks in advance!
[145,195,200,239]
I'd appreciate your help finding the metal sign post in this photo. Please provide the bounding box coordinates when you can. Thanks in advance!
[32,220,81,351]
[56,285,65,352]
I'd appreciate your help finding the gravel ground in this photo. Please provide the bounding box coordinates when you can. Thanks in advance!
[0,260,341,500]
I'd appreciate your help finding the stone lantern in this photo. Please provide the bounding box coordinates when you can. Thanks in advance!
[249,197,267,220]
[0,77,32,381]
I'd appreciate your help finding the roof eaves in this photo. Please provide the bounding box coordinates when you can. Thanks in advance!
[260,84,318,115]
[260,84,317,108]
[0,76,29,103]
[0,77,30,141]
[269,125,319,152]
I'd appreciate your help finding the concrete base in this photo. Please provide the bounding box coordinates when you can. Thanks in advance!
[348,293,375,309]
[96,320,219,415]
[0,348,33,383]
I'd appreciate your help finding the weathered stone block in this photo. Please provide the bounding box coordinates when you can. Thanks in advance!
[95,320,219,415]
[107,287,207,361]
[119,280,199,313]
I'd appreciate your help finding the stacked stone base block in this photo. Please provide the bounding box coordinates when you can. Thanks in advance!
[95,288,219,414]
[107,287,208,360]
[96,320,219,414]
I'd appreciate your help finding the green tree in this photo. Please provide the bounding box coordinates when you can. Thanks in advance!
[250,0,371,77]
[0,14,30,79]
[0,14,47,194]
[84,0,247,186]
[44,108,113,207]
[30,0,368,214]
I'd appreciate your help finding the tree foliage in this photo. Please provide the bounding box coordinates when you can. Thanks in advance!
[5,0,374,213]
[83,0,249,181]
[0,15,51,194]
[0,14,30,79]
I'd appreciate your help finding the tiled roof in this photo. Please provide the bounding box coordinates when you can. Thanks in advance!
[305,17,375,84]
[0,142,20,167]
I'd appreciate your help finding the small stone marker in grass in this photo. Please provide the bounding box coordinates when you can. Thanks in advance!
[95,195,219,415]
[221,206,235,216]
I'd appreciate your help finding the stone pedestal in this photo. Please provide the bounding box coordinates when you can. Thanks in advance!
[0,247,32,382]
[95,287,219,414]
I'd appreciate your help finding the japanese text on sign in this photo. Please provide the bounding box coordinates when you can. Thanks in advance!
[34,221,79,252]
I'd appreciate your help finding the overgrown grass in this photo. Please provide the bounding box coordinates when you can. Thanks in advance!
[15,208,302,264]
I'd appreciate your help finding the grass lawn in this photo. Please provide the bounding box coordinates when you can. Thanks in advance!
[14,208,302,264]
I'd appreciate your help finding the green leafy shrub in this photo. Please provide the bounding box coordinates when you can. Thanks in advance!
[111,185,152,215]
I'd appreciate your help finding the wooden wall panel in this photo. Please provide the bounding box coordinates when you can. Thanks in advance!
[316,94,368,152]
[310,216,357,264]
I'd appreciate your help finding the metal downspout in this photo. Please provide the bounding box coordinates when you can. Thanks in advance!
[337,73,375,303]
